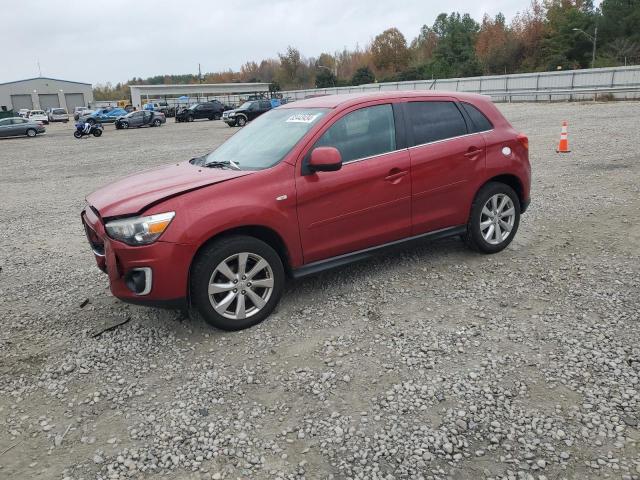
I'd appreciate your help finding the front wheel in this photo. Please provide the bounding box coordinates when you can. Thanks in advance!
[236,116,247,127]
[92,129,102,137]
[73,130,82,138]
[464,182,520,253]
[153,119,162,127]
[190,235,284,331]
[187,115,194,122]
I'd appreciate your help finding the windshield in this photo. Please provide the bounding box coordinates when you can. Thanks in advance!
[238,102,253,110]
[203,108,328,170]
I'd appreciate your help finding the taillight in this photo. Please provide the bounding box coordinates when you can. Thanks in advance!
[516,133,529,150]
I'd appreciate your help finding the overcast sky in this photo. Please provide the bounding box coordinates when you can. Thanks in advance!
[4,0,534,85]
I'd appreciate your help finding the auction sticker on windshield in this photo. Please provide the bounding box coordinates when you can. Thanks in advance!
[286,113,321,123]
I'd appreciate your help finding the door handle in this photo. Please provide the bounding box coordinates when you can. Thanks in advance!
[384,169,408,182]
[464,148,483,158]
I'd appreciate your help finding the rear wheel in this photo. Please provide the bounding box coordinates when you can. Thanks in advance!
[92,129,102,137]
[464,182,520,253]
[26,128,37,137]
[153,118,162,127]
[213,112,222,120]
[190,235,284,331]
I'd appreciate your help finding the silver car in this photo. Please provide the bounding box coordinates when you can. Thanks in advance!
[0,117,46,138]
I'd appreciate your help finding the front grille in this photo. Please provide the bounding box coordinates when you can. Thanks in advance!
[83,218,105,256]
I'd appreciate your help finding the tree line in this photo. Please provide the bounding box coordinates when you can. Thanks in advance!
[94,0,640,100]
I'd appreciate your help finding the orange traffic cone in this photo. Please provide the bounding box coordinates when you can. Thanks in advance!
[556,121,571,153]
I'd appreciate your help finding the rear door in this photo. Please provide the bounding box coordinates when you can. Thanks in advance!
[404,98,486,234]
[0,118,12,137]
[295,102,411,263]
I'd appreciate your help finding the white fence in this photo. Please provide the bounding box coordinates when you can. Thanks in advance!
[279,66,640,103]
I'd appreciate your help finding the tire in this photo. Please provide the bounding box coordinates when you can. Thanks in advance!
[236,115,247,127]
[187,115,194,122]
[92,129,102,137]
[213,112,222,120]
[121,122,129,129]
[26,128,37,137]
[464,182,521,254]
[190,235,285,331]
[73,131,82,139]
[153,119,162,127]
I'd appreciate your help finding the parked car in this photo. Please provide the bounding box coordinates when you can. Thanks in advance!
[26,110,49,124]
[115,110,166,129]
[80,108,128,125]
[18,109,30,118]
[175,101,225,122]
[82,91,530,331]
[48,108,69,123]
[0,117,46,138]
[222,100,272,127]
[74,107,92,121]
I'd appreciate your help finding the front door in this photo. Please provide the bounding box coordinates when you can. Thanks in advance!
[404,99,486,234]
[295,103,411,264]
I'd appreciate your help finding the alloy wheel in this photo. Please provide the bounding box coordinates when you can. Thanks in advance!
[480,193,516,245]
[207,252,274,320]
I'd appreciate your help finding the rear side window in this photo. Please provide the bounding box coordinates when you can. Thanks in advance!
[406,101,467,145]
[315,104,396,163]
[461,102,493,132]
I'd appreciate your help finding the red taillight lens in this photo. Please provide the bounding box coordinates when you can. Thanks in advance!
[516,133,529,150]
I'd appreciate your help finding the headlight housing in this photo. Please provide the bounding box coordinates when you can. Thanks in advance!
[105,212,175,246]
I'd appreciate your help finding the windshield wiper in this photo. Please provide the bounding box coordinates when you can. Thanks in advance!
[189,155,206,166]
[204,160,241,170]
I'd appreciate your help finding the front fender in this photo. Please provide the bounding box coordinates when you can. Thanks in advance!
[144,162,303,267]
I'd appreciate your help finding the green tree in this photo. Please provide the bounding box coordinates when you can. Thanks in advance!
[425,12,482,78]
[351,66,375,85]
[316,68,337,87]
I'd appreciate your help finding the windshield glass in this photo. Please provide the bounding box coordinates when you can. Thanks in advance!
[203,108,327,170]
[238,102,252,110]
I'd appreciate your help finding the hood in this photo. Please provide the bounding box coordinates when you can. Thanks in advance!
[87,162,253,218]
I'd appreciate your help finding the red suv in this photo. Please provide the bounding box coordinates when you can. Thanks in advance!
[82,92,530,330]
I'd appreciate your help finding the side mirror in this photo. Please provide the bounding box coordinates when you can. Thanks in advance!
[309,147,343,173]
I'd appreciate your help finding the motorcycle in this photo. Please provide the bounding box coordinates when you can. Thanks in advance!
[74,122,103,138]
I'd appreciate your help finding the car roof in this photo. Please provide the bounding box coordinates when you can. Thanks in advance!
[279,90,490,109]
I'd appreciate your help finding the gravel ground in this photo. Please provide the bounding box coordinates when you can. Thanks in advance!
[0,102,639,480]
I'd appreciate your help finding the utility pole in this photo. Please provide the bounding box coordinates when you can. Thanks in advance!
[198,63,203,84]
[37,60,42,77]
[573,26,598,69]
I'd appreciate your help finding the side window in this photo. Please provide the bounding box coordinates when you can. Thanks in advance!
[0,119,10,126]
[260,101,271,110]
[12,118,27,124]
[406,101,467,145]
[315,104,396,163]
[461,102,493,132]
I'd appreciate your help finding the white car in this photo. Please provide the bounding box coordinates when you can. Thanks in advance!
[27,110,49,124]
[18,109,30,118]
[48,108,69,123]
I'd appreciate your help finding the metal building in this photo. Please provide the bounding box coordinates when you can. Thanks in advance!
[0,77,94,113]
[129,83,271,109]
